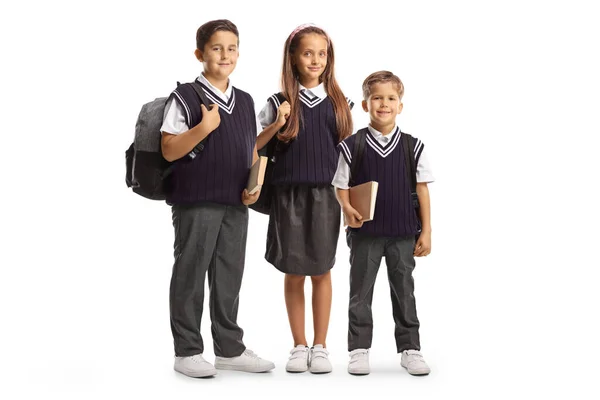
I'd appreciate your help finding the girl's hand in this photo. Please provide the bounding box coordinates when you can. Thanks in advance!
[414,231,431,257]
[342,205,363,228]
[242,188,261,205]
[276,101,291,128]
[201,104,221,133]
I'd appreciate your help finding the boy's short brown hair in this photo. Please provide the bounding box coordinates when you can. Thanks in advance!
[196,19,239,51]
[362,71,404,100]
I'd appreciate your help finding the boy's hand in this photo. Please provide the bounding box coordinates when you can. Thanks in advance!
[201,104,221,133]
[342,205,363,228]
[414,231,431,257]
[242,188,261,205]
[276,101,291,128]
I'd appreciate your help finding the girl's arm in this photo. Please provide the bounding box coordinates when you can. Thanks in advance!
[256,121,284,150]
[256,101,290,150]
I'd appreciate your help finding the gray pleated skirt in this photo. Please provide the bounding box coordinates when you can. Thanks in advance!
[265,185,341,276]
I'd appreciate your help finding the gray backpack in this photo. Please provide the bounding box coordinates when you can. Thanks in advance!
[125,82,211,200]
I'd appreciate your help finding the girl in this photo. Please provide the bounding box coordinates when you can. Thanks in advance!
[257,24,353,374]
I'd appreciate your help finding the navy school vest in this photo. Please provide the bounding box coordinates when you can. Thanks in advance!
[269,91,353,185]
[166,80,257,206]
[339,127,423,237]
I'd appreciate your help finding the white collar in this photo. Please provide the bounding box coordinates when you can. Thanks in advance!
[367,124,399,139]
[198,73,232,101]
[299,82,327,99]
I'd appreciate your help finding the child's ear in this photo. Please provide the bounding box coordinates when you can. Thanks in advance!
[194,48,204,62]
[397,102,404,115]
[362,100,369,113]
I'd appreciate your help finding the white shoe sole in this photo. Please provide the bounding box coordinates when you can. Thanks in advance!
[401,364,430,375]
[309,366,332,374]
[215,362,275,373]
[174,365,217,378]
[286,365,308,373]
[348,367,370,375]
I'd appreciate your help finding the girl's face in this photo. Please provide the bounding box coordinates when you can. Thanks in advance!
[292,33,328,86]
[197,30,239,81]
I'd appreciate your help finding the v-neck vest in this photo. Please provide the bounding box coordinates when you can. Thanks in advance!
[166,81,256,206]
[269,93,339,185]
[339,128,421,237]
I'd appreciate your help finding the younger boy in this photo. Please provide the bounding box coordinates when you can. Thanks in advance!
[160,19,274,378]
[332,71,435,375]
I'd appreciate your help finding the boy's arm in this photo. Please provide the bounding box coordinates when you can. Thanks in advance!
[332,153,363,228]
[414,182,432,256]
[335,188,363,228]
[161,104,220,162]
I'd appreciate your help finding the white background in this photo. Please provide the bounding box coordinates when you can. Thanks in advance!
[1,0,599,399]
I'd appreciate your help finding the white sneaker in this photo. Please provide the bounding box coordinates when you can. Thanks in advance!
[286,345,309,373]
[401,350,431,375]
[174,354,217,378]
[348,348,370,375]
[309,345,332,374]
[215,349,275,373]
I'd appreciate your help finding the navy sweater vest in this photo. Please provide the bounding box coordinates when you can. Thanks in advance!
[339,128,422,237]
[269,93,340,185]
[166,81,256,206]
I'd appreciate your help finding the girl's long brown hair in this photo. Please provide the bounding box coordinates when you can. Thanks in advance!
[279,26,352,143]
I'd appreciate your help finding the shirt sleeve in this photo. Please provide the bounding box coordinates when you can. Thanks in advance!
[258,101,276,129]
[416,147,435,183]
[160,97,189,135]
[331,153,351,189]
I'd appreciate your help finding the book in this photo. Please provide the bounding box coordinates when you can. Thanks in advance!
[247,156,268,195]
[346,181,379,225]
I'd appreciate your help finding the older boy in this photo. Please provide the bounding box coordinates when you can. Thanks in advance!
[332,71,435,376]
[160,19,274,377]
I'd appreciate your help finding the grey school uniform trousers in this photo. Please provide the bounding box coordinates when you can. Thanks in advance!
[346,231,421,352]
[170,202,248,357]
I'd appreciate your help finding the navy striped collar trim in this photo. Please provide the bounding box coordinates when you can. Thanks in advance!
[195,79,236,114]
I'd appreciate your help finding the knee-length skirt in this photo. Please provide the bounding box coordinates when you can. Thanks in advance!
[265,185,341,276]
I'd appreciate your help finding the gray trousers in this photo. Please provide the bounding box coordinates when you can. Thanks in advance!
[347,231,420,352]
[170,202,248,357]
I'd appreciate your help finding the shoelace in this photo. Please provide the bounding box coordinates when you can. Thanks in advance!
[405,351,424,364]
[243,349,259,359]
[190,355,207,364]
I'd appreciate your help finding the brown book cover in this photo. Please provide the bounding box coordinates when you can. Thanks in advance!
[347,181,379,224]
[247,156,268,195]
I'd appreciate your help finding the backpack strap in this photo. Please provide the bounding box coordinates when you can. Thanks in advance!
[349,128,367,187]
[187,82,215,155]
[402,131,419,209]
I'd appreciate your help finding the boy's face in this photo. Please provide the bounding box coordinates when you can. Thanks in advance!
[362,82,403,127]
[195,30,239,80]
[292,33,328,84]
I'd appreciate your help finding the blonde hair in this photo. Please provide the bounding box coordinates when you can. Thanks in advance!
[362,71,404,100]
